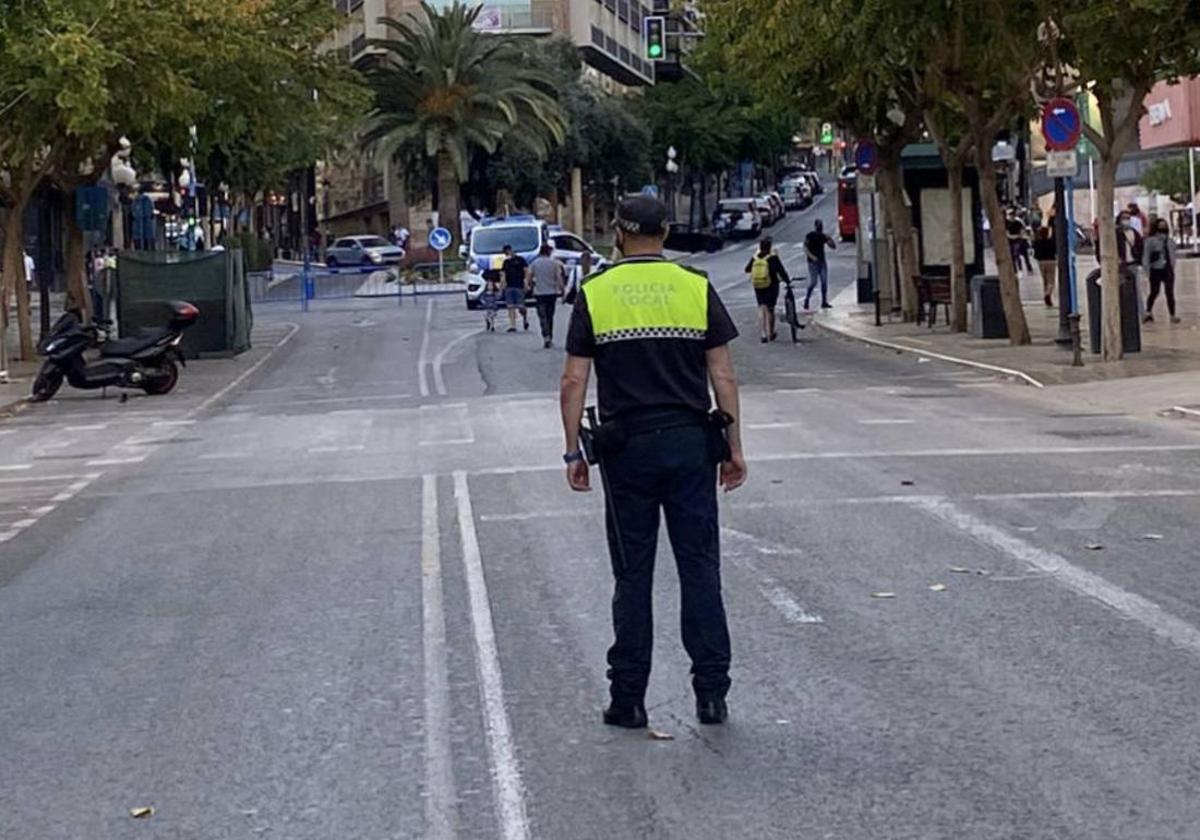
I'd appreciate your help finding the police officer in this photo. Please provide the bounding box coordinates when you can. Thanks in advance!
[559,195,747,728]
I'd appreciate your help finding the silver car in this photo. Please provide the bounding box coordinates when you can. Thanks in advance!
[325,235,405,267]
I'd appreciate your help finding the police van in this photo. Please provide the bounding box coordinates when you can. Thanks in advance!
[462,215,608,309]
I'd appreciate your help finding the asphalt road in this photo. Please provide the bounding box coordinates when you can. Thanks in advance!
[3,191,1200,839]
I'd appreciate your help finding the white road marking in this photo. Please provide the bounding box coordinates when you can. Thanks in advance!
[418,299,435,398]
[85,456,146,466]
[0,474,100,539]
[858,419,916,426]
[453,471,531,840]
[63,424,107,431]
[197,452,250,461]
[911,497,1200,657]
[421,475,458,840]
[418,438,476,447]
[773,387,822,395]
[306,445,366,454]
[472,443,1200,476]
[433,329,484,396]
[194,322,300,414]
[0,465,33,472]
[0,473,91,484]
[746,422,802,430]
[722,528,824,625]
[152,419,196,427]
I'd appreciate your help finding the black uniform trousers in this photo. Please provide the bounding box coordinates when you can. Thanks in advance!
[601,415,732,705]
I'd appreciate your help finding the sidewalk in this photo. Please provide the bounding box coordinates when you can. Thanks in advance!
[817,254,1200,388]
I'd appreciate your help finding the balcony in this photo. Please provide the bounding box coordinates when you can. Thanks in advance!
[472,2,555,33]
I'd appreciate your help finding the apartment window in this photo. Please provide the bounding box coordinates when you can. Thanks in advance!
[604,0,616,12]
[591,25,604,47]
[619,44,631,65]
[605,34,618,55]
[617,0,628,21]
[351,33,367,56]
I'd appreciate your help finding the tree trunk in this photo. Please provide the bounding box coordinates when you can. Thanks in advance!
[436,151,461,247]
[63,206,89,320]
[1096,155,1123,360]
[977,153,1031,345]
[1,201,36,360]
[877,159,919,320]
[699,174,709,227]
[947,157,968,332]
[548,185,560,224]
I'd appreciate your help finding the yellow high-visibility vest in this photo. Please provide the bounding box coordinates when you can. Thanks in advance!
[583,260,708,344]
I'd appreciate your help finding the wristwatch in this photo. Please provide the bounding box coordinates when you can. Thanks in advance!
[563,450,585,464]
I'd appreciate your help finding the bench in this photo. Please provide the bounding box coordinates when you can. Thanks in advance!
[916,275,953,328]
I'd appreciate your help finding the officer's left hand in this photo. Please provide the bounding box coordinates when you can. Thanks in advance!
[566,460,591,492]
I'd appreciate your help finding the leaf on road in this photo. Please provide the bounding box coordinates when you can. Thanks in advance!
[129,807,154,819]
[871,592,896,599]
[900,480,915,486]
[647,729,674,741]
[929,583,948,592]
[1141,533,1164,541]
[1084,543,1104,551]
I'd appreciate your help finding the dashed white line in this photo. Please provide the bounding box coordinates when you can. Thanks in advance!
[418,299,435,398]
[858,418,916,426]
[306,445,366,454]
[773,387,822,395]
[63,424,107,432]
[194,322,300,414]
[911,497,1200,657]
[85,456,147,466]
[421,475,458,840]
[0,465,33,472]
[453,471,530,840]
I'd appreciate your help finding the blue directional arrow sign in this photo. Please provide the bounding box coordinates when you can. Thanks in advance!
[429,226,452,252]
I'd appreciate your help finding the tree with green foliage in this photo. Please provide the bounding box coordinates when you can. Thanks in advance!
[361,3,567,247]
[1054,0,1200,359]
[0,0,364,359]
[1141,155,1192,203]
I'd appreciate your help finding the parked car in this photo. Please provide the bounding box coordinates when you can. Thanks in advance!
[665,223,723,254]
[797,170,824,195]
[756,194,781,226]
[781,178,813,210]
[714,198,763,239]
[767,191,787,219]
[325,235,405,267]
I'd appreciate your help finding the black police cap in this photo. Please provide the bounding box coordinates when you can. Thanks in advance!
[613,195,668,237]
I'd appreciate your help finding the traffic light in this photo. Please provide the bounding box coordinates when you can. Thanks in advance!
[644,15,665,61]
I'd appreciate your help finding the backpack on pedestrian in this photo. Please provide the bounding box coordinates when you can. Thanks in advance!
[750,254,773,289]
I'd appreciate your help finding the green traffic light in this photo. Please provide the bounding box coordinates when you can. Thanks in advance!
[648,44,663,58]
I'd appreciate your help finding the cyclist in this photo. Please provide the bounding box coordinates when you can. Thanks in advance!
[744,236,790,343]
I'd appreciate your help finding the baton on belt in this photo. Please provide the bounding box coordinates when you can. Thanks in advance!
[583,406,629,576]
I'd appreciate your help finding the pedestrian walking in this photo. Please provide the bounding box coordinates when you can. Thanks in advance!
[744,236,788,343]
[528,243,567,348]
[1127,202,1148,237]
[392,224,410,250]
[1033,226,1057,307]
[560,195,746,730]
[480,277,500,332]
[803,219,836,309]
[1143,218,1179,324]
[22,249,35,289]
[499,244,530,333]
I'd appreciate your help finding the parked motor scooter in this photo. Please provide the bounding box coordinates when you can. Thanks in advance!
[31,301,199,402]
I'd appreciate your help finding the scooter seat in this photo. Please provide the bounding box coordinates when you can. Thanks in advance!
[100,327,173,358]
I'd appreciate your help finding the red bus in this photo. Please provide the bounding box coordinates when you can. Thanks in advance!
[837,172,858,242]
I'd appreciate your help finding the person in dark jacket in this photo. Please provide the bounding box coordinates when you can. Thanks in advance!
[744,237,789,342]
[1143,218,1179,323]
[1033,226,1057,307]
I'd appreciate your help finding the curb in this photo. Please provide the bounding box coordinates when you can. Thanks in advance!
[812,317,1046,388]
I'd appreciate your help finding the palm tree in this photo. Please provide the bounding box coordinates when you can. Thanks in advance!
[362,3,567,245]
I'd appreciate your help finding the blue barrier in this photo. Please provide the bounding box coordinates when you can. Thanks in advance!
[249,262,468,312]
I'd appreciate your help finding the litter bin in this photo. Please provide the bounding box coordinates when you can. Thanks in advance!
[857,273,874,304]
[969,275,1008,339]
[1085,267,1141,354]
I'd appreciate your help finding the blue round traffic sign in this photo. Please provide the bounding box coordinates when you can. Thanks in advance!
[855,140,880,175]
[1041,98,1081,152]
[429,227,452,252]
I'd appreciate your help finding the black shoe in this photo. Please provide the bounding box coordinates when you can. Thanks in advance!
[697,699,728,725]
[506,326,517,333]
[524,319,530,331]
[820,302,832,309]
[760,336,768,343]
[543,338,552,349]
[770,332,778,342]
[603,702,648,729]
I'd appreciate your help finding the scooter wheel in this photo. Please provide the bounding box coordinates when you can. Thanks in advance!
[30,364,64,402]
[142,359,180,396]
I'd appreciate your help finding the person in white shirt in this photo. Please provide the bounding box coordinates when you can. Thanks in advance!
[22,250,34,288]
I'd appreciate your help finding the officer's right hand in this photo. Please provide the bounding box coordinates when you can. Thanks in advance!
[567,460,591,492]
[720,453,748,492]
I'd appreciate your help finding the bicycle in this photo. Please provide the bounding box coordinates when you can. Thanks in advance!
[781,277,807,344]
